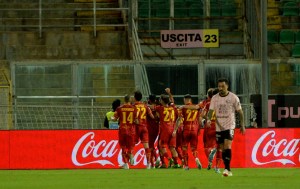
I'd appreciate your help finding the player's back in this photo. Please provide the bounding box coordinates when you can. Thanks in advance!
[147,105,159,131]
[156,105,178,132]
[115,104,136,129]
[182,104,200,131]
[134,102,152,127]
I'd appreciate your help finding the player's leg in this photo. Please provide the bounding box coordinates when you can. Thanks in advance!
[181,130,190,169]
[191,132,202,170]
[169,134,180,168]
[222,129,234,176]
[206,124,217,170]
[216,131,225,174]
[119,132,129,169]
[148,132,158,168]
[128,132,135,166]
[215,145,222,173]
[141,127,151,169]
[158,133,169,168]
[176,129,184,165]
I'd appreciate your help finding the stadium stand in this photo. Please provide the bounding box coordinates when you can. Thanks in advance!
[282,1,299,16]
[268,30,279,43]
[0,0,299,129]
[279,30,295,43]
[292,44,300,57]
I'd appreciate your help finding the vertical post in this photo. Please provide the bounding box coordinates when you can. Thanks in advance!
[93,0,97,37]
[10,63,17,129]
[72,64,79,129]
[198,61,206,101]
[14,98,17,129]
[91,98,94,129]
[204,0,210,59]
[169,0,174,58]
[128,0,132,37]
[39,0,42,38]
[261,0,268,127]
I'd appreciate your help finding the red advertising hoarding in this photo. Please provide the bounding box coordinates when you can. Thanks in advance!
[0,129,299,169]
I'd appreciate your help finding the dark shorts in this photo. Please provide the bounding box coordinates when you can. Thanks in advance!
[216,129,234,144]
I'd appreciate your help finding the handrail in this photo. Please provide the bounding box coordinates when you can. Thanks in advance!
[132,19,143,61]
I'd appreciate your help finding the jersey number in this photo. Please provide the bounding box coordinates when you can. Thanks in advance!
[163,109,175,122]
[122,112,134,124]
[136,107,146,119]
[186,109,198,121]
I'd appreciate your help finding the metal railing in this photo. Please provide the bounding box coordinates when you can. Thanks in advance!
[0,0,130,37]
[132,19,144,61]
[0,95,256,130]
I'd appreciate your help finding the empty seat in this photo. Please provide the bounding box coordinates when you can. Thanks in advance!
[292,44,300,57]
[268,30,279,43]
[280,30,295,43]
[138,3,150,18]
[282,2,299,16]
[210,0,221,16]
[222,2,237,16]
[174,1,188,18]
[189,8,204,17]
[175,8,188,18]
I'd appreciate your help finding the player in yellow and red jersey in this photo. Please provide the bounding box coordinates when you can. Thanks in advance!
[175,108,184,166]
[201,88,222,173]
[175,94,202,170]
[113,94,137,169]
[147,94,160,168]
[133,90,155,169]
[155,93,180,168]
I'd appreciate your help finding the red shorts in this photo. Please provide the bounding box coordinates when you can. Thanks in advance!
[176,127,183,148]
[203,122,217,148]
[119,129,135,149]
[159,129,176,148]
[182,130,198,149]
[135,126,149,143]
[148,124,159,148]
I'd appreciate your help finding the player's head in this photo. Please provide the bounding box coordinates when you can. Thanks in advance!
[160,94,170,105]
[183,94,192,105]
[134,90,143,102]
[124,94,131,103]
[207,88,214,99]
[217,78,229,96]
[112,99,121,111]
[148,94,156,104]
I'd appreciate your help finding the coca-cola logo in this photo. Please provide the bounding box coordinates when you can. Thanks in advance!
[252,130,300,165]
[72,132,148,167]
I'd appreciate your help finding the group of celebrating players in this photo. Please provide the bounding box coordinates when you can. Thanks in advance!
[112,78,245,177]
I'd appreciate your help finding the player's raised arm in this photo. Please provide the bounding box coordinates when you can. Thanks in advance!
[237,109,245,135]
[165,88,174,104]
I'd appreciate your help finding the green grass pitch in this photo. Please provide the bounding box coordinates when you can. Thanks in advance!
[0,168,299,189]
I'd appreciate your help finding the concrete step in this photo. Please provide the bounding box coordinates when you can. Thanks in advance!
[76,10,121,17]
[2,45,128,59]
[80,25,126,31]
[90,66,134,74]
[268,44,292,58]
[93,79,135,88]
[74,0,117,3]
[92,87,136,96]
[141,43,244,59]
